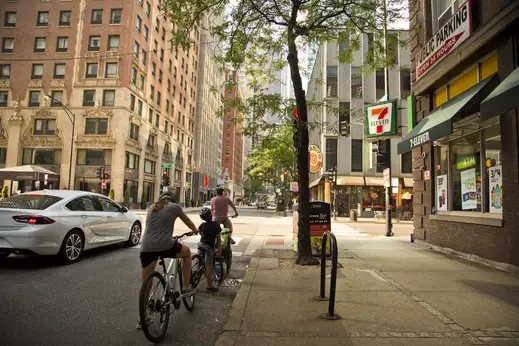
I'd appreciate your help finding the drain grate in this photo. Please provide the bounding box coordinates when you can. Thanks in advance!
[220,278,243,287]
[265,238,285,245]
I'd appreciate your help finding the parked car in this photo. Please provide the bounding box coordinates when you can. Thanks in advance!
[0,190,142,264]
[256,201,267,209]
[202,200,211,209]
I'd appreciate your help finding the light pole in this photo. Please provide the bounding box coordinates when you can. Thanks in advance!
[44,94,76,190]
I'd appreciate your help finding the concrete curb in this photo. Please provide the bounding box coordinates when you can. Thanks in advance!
[414,239,519,274]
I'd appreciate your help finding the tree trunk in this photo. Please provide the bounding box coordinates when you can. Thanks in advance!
[286,29,319,266]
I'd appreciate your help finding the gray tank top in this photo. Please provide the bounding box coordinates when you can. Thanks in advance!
[140,202,183,252]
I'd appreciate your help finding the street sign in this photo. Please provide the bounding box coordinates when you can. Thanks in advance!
[383,168,391,188]
[101,179,107,189]
[161,162,172,168]
[290,182,299,192]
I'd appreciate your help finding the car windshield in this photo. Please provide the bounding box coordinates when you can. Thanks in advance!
[0,194,63,210]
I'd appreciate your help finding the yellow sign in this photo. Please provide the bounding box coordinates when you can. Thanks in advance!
[309,145,323,174]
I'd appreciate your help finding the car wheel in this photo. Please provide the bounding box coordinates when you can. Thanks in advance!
[59,230,84,264]
[126,222,141,246]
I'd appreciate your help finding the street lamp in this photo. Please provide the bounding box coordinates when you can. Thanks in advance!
[44,94,76,190]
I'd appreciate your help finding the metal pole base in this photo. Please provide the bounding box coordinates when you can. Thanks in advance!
[385,232,394,237]
[314,296,329,301]
[322,313,341,320]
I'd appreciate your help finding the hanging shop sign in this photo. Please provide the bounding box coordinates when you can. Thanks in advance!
[416,0,472,80]
[364,100,398,140]
[308,145,323,174]
[456,154,478,170]
[489,166,503,214]
[436,174,448,211]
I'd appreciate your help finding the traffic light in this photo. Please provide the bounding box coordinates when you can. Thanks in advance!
[338,105,350,137]
[162,174,170,187]
[283,169,288,176]
[103,173,110,179]
[96,166,104,180]
[292,107,302,149]
[375,140,388,167]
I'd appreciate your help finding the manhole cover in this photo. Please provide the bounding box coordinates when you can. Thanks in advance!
[220,278,243,287]
[265,238,285,245]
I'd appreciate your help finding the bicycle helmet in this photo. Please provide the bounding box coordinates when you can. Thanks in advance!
[199,207,212,222]
[159,191,176,202]
[216,187,224,195]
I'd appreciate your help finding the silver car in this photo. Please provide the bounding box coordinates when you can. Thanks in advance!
[0,190,142,264]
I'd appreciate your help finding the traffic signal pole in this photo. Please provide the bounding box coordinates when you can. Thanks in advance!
[383,0,393,237]
[333,166,338,221]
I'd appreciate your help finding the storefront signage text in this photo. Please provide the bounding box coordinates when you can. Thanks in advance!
[309,145,323,174]
[416,0,472,80]
[456,154,477,170]
[365,100,398,139]
[409,131,430,148]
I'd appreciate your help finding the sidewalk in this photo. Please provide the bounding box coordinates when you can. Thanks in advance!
[217,236,519,345]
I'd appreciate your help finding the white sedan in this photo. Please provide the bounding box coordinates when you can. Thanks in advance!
[0,190,142,264]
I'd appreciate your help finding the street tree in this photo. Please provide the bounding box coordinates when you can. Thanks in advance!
[164,0,407,265]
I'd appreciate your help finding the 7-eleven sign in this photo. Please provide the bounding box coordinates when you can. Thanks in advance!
[365,100,398,139]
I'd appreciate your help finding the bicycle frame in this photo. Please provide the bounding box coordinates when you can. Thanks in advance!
[220,226,230,252]
[159,257,179,299]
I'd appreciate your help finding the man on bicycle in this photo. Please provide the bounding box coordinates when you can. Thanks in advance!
[211,187,238,244]
[198,207,222,292]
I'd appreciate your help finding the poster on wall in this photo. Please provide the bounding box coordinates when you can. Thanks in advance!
[436,175,448,211]
[489,166,503,214]
[461,168,477,210]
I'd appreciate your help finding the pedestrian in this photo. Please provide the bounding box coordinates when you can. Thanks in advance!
[197,207,222,292]
[191,198,194,208]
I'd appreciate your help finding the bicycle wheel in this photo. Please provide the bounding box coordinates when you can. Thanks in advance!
[190,254,203,289]
[139,271,170,344]
[179,259,196,312]
[213,255,225,284]
[225,248,232,274]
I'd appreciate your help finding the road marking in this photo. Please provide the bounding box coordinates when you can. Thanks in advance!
[331,223,369,237]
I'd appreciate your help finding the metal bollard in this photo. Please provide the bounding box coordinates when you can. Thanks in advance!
[318,231,341,320]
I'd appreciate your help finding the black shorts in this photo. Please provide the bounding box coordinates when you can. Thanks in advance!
[140,242,183,268]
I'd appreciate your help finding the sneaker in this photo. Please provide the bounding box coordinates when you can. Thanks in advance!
[206,287,219,292]
[136,317,151,330]
[230,238,236,245]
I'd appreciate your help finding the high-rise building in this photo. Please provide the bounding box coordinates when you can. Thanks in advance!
[193,12,224,203]
[0,0,200,206]
[307,32,412,216]
[221,69,244,200]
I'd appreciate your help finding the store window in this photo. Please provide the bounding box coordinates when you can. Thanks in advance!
[143,181,155,202]
[76,149,111,166]
[124,180,138,203]
[23,149,61,165]
[325,138,337,171]
[434,123,502,214]
[401,151,412,174]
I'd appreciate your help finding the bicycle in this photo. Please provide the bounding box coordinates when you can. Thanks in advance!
[138,232,196,344]
[191,243,225,287]
[215,214,237,274]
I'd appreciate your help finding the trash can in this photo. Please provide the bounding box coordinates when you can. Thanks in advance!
[350,209,358,222]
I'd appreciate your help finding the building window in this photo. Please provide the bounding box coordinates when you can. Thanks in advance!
[131,67,137,84]
[125,152,140,169]
[59,11,72,26]
[148,109,153,123]
[146,2,151,16]
[143,182,154,202]
[0,64,10,79]
[351,139,363,172]
[147,134,156,148]
[400,69,411,99]
[29,91,41,107]
[388,32,399,64]
[83,90,96,106]
[77,149,110,166]
[225,150,230,155]
[144,159,156,174]
[103,90,115,106]
[351,67,362,98]
[53,63,65,79]
[110,9,122,24]
[144,26,149,41]
[157,91,161,106]
[155,18,159,32]
[105,62,118,78]
[141,49,146,65]
[138,100,143,116]
[139,74,145,89]
[91,9,103,24]
[108,35,120,51]
[31,64,43,79]
[130,94,136,111]
[326,66,338,98]
[88,36,101,51]
[376,69,385,100]
[50,90,63,107]
[23,149,60,165]
[2,38,14,53]
[152,62,156,76]
[133,41,139,58]
[129,123,139,140]
[34,37,46,52]
[37,11,49,27]
[0,148,6,164]
[153,40,158,54]
[136,15,142,33]
[34,118,56,135]
[155,113,160,128]
[174,169,181,181]
[85,118,108,135]
[431,0,460,34]
[0,91,8,107]
[434,123,502,214]
[138,0,143,6]
[86,63,98,78]
[167,79,171,91]
[56,37,68,52]
[401,151,412,174]
[4,12,16,27]
[158,70,163,83]
[325,138,337,171]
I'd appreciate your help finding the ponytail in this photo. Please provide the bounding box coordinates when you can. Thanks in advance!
[151,198,169,212]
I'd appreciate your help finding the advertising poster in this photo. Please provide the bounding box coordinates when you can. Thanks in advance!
[436,174,448,211]
[461,168,477,210]
[489,166,503,214]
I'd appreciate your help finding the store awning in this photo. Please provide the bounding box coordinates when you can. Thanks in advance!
[0,165,59,182]
[337,176,365,186]
[403,178,414,188]
[397,74,499,154]
[481,66,519,120]
[364,177,385,186]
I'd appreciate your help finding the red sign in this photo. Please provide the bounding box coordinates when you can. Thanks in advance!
[203,174,208,187]
[101,180,107,189]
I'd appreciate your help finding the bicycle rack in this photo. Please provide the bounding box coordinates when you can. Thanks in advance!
[318,231,341,320]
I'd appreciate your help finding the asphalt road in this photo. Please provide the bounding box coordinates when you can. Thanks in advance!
[0,208,274,346]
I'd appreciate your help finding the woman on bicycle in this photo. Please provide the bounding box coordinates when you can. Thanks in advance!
[198,207,222,292]
[137,191,198,329]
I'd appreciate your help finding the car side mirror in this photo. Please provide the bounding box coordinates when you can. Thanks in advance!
[120,206,129,213]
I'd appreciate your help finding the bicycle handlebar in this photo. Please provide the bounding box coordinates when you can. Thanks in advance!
[173,231,194,240]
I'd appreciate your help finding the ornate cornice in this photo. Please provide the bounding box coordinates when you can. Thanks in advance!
[83,104,114,118]
[125,138,143,154]
[8,98,22,122]
[21,116,62,148]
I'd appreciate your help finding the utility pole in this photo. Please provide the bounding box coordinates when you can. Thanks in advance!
[383,0,393,237]
[333,165,338,221]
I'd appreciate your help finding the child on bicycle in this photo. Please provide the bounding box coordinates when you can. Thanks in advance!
[198,207,222,292]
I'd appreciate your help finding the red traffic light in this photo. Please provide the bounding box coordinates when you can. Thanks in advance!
[283,170,288,175]
[103,173,110,179]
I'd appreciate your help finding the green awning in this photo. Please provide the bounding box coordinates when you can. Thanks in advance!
[398,74,498,154]
[480,66,519,120]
